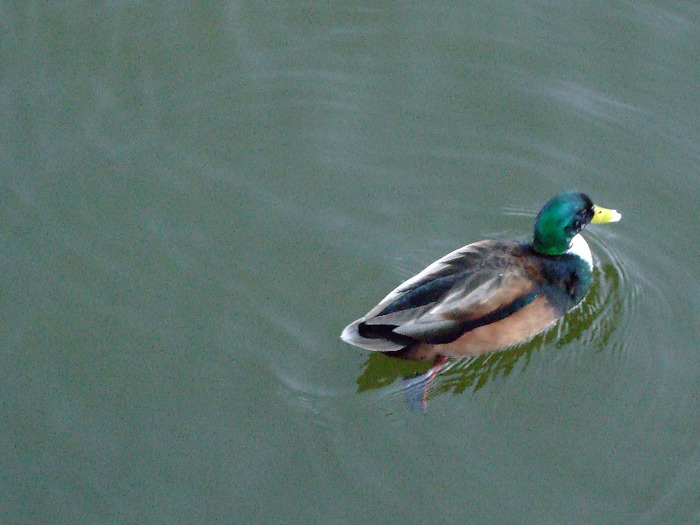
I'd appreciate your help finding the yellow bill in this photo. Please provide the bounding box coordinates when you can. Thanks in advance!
[591,204,622,224]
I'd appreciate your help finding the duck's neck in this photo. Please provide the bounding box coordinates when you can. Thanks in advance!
[567,234,593,270]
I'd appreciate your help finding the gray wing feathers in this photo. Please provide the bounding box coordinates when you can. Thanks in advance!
[341,240,531,351]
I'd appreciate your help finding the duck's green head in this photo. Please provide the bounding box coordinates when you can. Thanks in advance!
[533,191,621,256]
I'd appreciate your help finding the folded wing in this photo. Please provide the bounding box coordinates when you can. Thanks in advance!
[341,241,539,352]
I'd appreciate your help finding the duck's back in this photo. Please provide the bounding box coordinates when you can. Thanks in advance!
[341,239,591,360]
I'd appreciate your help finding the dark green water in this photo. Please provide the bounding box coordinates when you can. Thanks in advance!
[2,1,699,523]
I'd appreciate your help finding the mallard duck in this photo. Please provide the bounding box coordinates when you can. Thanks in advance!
[341,191,620,361]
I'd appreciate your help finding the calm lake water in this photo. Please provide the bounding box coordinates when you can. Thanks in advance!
[2,1,699,523]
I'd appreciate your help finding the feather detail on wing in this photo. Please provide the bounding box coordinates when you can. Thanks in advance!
[341,240,540,352]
